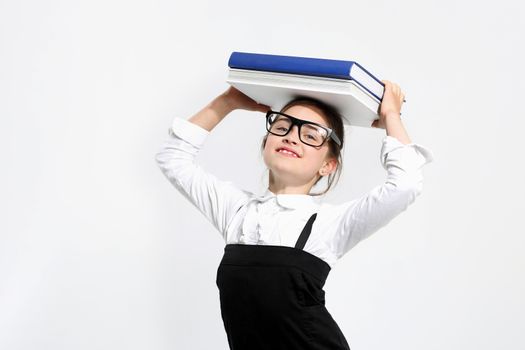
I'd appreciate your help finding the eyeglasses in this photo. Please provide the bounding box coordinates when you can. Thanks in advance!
[265,111,342,148]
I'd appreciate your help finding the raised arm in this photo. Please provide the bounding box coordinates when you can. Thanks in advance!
[372,80,411,144]
[155,87,270,240]
[327,81,435,258]
[189,86,271,131]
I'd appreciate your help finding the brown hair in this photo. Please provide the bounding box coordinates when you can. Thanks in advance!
[260,97,345,196]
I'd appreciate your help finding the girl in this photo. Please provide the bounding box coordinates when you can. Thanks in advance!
[155,81,434,350]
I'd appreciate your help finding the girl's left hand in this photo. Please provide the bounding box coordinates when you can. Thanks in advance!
[372,80,405,129]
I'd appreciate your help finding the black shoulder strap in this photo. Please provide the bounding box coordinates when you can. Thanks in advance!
[294,213,318,250]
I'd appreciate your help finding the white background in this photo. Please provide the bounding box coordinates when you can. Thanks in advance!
[1,0,524,349]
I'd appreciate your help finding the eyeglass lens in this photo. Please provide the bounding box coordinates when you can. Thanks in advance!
[268,114,328,146]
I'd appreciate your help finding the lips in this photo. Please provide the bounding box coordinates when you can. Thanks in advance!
[276,147,301,158]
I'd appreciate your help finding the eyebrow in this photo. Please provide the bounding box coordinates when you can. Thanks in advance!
[280,112,329,129]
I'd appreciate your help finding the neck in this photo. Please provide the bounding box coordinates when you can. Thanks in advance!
[268,172,319,195]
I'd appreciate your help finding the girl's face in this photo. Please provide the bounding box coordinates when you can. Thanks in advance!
[262,104,338,189]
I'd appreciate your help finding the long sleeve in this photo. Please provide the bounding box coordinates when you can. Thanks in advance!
[327,135,435,259]
[155,117,253,240]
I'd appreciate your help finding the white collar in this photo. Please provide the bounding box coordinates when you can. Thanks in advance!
[258,188,321,210]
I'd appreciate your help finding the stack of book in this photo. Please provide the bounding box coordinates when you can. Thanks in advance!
[226,51,385,127]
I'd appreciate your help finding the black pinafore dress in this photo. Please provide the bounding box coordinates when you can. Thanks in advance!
[216,213,351,350]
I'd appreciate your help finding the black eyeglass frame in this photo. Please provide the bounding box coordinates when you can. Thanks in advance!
[265,110,342,148]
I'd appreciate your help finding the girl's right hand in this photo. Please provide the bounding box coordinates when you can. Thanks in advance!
[221,86,271,113]
[372,80,405,129]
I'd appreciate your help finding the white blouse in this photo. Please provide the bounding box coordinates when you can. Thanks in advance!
[155,117,434,268]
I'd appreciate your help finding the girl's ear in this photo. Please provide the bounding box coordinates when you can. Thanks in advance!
[320,158,338,176]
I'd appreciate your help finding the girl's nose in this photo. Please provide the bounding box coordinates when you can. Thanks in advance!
[283,125,300,144]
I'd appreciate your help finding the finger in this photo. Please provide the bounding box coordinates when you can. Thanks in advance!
[388,83,396,92]
[392,84,400,93]
[395,87,402,98]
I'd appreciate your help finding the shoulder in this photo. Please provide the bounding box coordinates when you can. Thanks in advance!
[311,201,353,225]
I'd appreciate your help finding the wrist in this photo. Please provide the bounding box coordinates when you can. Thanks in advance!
[211,94,236,116]
[383,111,401,119]
[218,91,240,112]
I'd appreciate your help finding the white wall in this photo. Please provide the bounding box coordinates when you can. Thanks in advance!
[1,0,523,349]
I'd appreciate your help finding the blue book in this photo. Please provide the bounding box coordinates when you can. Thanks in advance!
[228,51,384,102]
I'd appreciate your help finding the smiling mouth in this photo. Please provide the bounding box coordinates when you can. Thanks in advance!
[276,148,300,158]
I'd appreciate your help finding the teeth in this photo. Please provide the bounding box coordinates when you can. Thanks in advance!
[278,149,298,157]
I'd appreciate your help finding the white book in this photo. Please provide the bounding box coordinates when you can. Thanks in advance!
[226,68,381,128]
